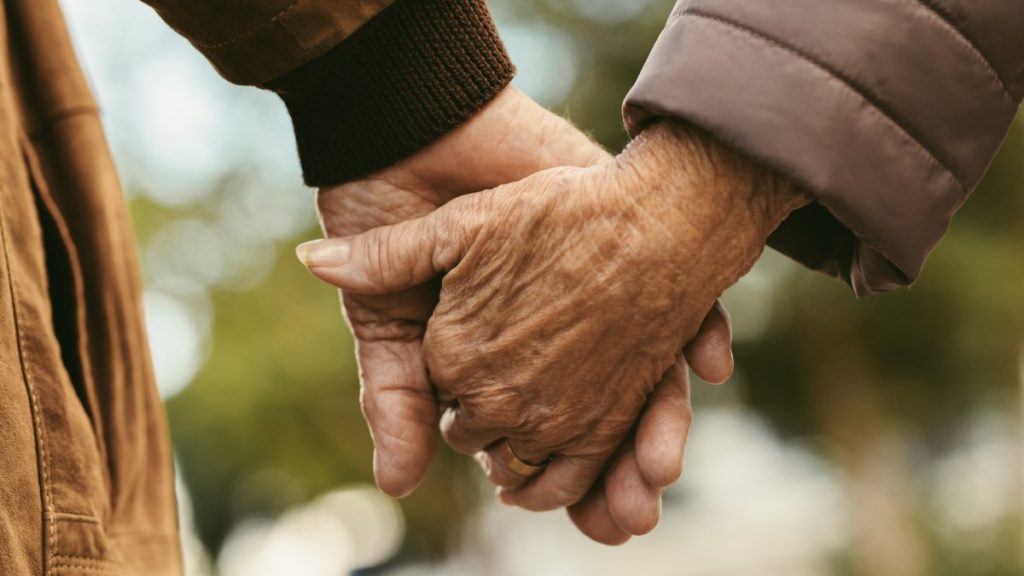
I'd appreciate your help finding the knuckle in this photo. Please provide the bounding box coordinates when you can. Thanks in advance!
[495,392,533,430]
[460,396,513,436]
[358,388,378,422]
[443,376,531,436]
[424,355,461,390]
[441,408,482,449]
[438,407,465,438]
[508,437,548,464]
[531,417,566,445]
[588,414,633,446]
[511,419,571,461]
[366,224,422,289]
[359,229,395,287]
[422,323,469,387]
[434,212,469,265]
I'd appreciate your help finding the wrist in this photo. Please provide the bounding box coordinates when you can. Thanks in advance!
[630,120,808,234]
[611,121,810,289]
[273,0,514,186]
[392,87,607,202]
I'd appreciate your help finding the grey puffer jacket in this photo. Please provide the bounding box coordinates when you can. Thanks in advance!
[624,0,1024,296]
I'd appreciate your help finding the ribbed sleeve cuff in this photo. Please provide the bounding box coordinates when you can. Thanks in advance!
[269,0,515,186]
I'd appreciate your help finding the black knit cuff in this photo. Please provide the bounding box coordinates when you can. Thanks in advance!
[269,0,515,187]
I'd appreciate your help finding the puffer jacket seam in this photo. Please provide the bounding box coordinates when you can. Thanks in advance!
[678,8,968,196]
[911,0,1015,104]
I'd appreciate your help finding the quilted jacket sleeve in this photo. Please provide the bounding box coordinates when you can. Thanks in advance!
[624,0,1024,295]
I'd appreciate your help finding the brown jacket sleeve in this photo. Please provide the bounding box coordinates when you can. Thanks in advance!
[139,0,514,185]
[624,0,1024,296]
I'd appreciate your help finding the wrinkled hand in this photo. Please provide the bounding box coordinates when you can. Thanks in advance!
[302,120,808,523]
[559,305,735,543]
[314,86,603,499]
[312,88,737,544]
[311,84,737,537]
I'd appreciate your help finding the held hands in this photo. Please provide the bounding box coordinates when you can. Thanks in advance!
[314,89,733,542]
[312,86,607,501]
[304,99,798,542]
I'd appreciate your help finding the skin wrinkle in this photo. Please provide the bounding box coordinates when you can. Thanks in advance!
[440,121,798,506]
[489,94,526,163]
[425,135,729,471]
[361,369,432,399]
[309,88,743,532]
[347,313,413,341]
[432,219,606,412]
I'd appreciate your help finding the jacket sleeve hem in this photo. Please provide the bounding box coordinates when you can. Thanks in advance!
[624,11,969,296]
[268,0,514,187]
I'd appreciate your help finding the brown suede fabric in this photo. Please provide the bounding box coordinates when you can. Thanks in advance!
[625,0,1024,295]
[3,0,181,573]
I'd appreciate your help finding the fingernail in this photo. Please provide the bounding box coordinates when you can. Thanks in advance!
[296,239,349,268]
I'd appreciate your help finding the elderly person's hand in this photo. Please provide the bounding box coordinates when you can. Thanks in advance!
[313,87,738,543]
[301,119,810,515]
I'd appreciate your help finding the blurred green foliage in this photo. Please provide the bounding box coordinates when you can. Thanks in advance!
[162,225,478,556]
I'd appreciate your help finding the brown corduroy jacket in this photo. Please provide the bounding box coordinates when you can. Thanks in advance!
[0,0,1020,575]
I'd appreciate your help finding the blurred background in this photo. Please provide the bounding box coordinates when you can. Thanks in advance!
[61,1,1024,575]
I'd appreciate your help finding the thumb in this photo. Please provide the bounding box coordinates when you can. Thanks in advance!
[356,337,439,498]
[297,210,467,295]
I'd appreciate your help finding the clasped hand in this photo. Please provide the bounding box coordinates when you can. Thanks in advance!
[297,87,804,544]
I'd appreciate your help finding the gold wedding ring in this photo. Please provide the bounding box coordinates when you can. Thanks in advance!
[498,439,548,478]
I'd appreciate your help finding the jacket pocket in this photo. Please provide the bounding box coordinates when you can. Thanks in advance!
[0,142,115,570]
